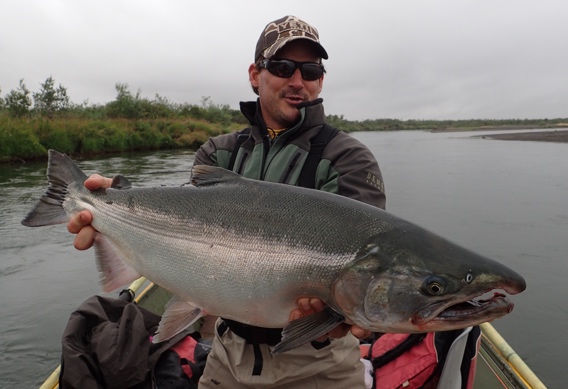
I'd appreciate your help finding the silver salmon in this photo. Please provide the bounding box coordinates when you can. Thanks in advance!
[22,150,526,353]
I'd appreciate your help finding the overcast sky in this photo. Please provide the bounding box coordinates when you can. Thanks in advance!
[2,0,567,121]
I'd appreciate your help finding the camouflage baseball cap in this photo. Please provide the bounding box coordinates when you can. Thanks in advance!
[255,15,328,62]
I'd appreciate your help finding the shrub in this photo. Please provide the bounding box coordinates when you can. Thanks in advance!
[41,127,76,154]
[33,76,71,118]
[177,130,210,148]
[0,124,46,159]
[5,79,32,118]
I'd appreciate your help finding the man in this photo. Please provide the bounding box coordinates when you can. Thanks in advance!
[69,15,386,388]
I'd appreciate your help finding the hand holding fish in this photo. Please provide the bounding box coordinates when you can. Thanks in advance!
[67,174,112,250]
[291,297,372,341]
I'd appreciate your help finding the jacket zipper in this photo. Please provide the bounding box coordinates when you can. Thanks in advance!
[281,152,302,184]
[236,151,249,175]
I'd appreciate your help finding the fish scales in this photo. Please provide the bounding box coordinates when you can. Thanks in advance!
[22,150,526,352]
[67,180,370,326]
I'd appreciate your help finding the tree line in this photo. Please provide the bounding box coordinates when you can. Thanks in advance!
[0,77,247,124]
[1,77,566,162]
[0,77,249,162]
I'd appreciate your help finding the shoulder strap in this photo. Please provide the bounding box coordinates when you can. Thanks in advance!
[227,128,251,171]
[228,124,339,184]
[370,333,427,370]
[298,124,340,189]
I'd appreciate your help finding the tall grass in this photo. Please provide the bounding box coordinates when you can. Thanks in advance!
[2,81,567,162]
[0,82,248,162]
[0,116,46,160]
[0,114,236,162]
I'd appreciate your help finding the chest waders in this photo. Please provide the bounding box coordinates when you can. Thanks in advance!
[227,124,339,188]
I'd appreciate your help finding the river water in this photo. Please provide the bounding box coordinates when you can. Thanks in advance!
[1,130,566,387]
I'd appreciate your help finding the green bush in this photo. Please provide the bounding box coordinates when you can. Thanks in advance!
[0,124,46,159]
[77,121,106,154]
[132,121,170,149]
[192,121,217,136]
[33,76,71,118]
[126,129,145,150]
[177,130,210,148]
[80,136,106,154]
[102,125,128,151]
[41,127,76,154]
[5,79,32,118]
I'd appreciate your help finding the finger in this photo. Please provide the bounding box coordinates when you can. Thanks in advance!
[84,174,113,191]
[309,298,325,312]
[350,325,372,340]
[289,309,302,322]
[74,225,96,250]
[67,211,93,234]
[297,297,312,312]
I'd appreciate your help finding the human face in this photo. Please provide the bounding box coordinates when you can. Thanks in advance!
[249,40,324,130]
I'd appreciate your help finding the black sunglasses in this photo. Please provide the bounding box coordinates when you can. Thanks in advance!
[259,59,325,81]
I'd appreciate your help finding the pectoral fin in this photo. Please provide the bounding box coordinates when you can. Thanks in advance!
[272,307,345,354]
[94,233,141,292]
[152,296,204,343]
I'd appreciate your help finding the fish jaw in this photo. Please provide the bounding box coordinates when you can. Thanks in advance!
[411,292,515,331]
[352,281,525,334]
[410,273,526,330]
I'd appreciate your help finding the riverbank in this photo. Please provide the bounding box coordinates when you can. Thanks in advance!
[3,119,568,165]
[0,116,238,164]
[431,124,568,143]
[480,130,568,143]
[431,123,568,132]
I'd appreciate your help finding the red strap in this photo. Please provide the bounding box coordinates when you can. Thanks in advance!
[170,335,198,378]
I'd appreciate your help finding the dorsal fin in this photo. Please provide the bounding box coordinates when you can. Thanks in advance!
[191,165,242,187]
[111,175,132,190]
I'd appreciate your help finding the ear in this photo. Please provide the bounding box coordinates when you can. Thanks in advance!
[249,63,260,90]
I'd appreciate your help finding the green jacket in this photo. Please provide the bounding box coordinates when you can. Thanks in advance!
[194,99,386,209]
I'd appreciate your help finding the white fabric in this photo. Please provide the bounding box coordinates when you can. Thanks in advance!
[437,326,473,389]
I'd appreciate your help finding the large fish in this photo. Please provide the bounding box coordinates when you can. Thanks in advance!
[23,150,526,353]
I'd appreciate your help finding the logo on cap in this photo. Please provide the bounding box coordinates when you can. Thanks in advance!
[255,15,328,62]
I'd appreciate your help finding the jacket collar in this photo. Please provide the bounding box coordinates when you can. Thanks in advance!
[239,98,326,134]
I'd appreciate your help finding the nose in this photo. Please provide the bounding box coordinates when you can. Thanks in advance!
[288,68,305,88]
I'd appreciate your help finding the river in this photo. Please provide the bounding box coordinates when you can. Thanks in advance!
[1,130,566,387]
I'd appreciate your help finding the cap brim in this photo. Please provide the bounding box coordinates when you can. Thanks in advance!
[262,36,328,60]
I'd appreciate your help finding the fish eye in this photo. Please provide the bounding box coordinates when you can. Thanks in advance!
[422,276,446,296]
[465,273,474,283]
[427,282,444,295]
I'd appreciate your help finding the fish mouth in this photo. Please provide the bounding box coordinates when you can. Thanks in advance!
[412,291,515,328]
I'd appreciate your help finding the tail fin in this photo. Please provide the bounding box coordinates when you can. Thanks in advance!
[21,150,88,227]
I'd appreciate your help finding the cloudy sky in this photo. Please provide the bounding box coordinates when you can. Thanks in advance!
[2,0,567,121]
